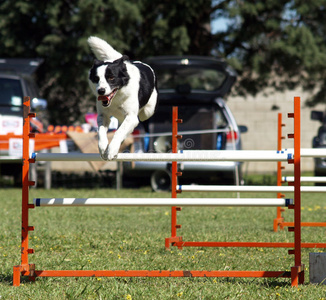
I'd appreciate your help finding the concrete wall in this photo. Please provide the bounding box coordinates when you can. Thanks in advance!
[227,88,326,174]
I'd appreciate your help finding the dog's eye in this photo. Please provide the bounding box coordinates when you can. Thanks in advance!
[108,76,115,81]
[93,76,99,83]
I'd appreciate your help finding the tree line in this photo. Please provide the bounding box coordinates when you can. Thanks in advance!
[0,0,325,125]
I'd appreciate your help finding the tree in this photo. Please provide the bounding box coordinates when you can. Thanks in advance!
[133,0,213,58]
[211,0,326,105]
[0,0,214,124]
[0,0,143,124]
[1,1,326,125]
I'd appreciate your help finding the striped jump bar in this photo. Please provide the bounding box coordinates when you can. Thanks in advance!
[33,198,293,207]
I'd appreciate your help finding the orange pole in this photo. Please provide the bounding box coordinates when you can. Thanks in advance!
[282,222,326,227]
[171,106,178,236]
[170,241,326,248]
[274,113,285,231]
[289,96,304,286]
[165,107,183,249]
[29,269,291,278]
[14,97,36,286]
[21,96,31,267]
[294,96,304,284]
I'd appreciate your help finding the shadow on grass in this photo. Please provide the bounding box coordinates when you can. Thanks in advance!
[0,272,296,288]
[0,274,14,286]
[0,273,33,286]
[216,276,294,287]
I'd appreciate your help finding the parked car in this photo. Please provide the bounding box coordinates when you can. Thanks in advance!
[0,58,47,185]
[123,56,247,191]
[311,110,326,177]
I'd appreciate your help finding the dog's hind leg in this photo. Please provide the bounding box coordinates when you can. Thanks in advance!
[139,89,158,121]
[97,113,111,160]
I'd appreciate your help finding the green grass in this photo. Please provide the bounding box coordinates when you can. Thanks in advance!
[1,187,326,299]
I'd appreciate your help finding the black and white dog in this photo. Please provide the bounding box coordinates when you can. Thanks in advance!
[88,36,158,160]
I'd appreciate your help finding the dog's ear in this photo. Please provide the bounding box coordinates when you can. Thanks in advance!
[116,56,129,65]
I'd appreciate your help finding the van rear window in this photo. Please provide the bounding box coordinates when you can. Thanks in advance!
[155,67,226,92]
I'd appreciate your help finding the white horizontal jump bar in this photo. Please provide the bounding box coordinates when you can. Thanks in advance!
[178,185,326,193]
[32,150,292,162]
[283,148,326,158]
[133,128,230,138]
[34,198,293,207]
[178,150,292,162]
[283,176,326,183]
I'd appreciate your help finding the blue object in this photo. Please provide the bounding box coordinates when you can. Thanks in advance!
[144,135,150,152]
[35,198,40,206]
[216,134,222,150]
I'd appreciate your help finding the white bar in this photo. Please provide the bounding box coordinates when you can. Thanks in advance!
[179,185,326,193]
[301,148,326,158]
[178,150,292,161]
[284,148,326,158]
[34,198,293,207]
[282,176,326,183]
[133,128,230,138]
[32,150,292,162]
[0,156,22,162]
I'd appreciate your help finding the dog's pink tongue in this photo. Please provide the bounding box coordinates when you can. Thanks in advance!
[98,95,110,102]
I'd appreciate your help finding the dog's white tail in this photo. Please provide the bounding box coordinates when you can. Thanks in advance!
[87,36,122,61]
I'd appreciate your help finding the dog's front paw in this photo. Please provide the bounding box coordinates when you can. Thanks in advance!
[107,142,120,160]
[99,145,110,161]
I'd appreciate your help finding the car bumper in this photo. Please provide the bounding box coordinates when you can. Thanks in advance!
[313,146,326,175]
[314,157,326,175]
[123,161,239,174]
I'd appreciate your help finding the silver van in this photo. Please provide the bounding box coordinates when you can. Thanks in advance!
[123,56,247,191]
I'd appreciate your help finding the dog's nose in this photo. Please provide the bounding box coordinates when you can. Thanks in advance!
[98,88,106,95]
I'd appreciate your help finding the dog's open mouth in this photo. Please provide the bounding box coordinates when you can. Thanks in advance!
[97,89,118,107]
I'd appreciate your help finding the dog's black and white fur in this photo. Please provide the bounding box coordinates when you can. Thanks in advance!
[88,36,158,160]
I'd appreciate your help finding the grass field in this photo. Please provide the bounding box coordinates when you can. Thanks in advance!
[1,184,326,299]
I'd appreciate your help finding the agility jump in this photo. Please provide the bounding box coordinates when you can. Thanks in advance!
[14,96,309,287]
[274,112,326,231]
